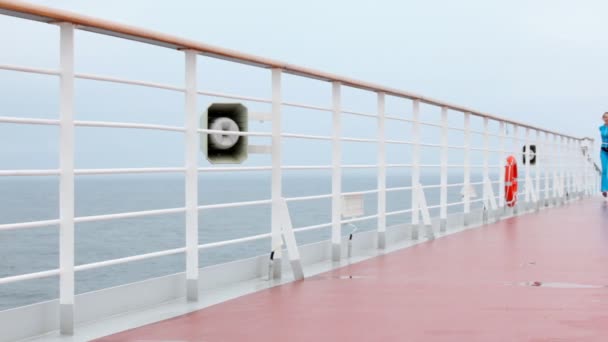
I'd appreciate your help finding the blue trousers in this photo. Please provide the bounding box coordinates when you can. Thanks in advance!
[602,149,608,192]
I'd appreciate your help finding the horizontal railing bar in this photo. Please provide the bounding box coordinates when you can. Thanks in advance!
[282,101,332,112]
[385,139,413,145]
[199,233,272,250]
[75,207,186,223]
[0,1,586,140]
[198,128,272,137]
[386,186,413,192]
[0,63,59,76]
[386,208,413,216]
[342,189,378,196]
[198,90,272,104]
[281,133,332,141]
[447,126,466,132]
[421,184,442,189]
[75,73,185,92]
[0,169,59,176]
[342,164,378,169]
[285,194,333,202]
[198,199,271,210]
[0,116,59,126]
[0,219,60,231]
[341,214,378,224]
[74,120,185,132]
[341,137,378,143]
[418,121,442,128]
[282,165,332,170]
[293,222,332,233]
[386,164,412,168]
[384,115,412,123]
[446,201,465,207]
[0,269,60,285]
[75,247,186,271]
[418,142,441,148]
[75,167,186,175]
[341,109,377,118]
[199,166,272,172]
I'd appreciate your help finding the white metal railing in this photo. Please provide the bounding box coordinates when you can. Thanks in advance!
[0,1,600,336]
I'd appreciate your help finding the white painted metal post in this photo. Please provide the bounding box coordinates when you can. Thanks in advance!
[184,50,199,301]
[524,128,531,210]
[541,132,553,207]
[439,107,448,232]
[570,138,577,197]
[552,134,559,203]
[331,82,342,261]
[568,138,574,197]
[534,130,541,211]
[581,139,587,196]
[564,137,570,199]
[377,92,386,249]
[512,125,519,215]
[59,22,75,335]
[582,139,589,196]
[463,112,471,225]
[411,100,420,239]
[271,68,283,278]
[482,117,490,222]
[498,121,505,210]
[561,136,566,203]
[576,139,582,196]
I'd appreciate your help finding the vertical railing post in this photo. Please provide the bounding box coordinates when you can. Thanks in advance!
[564,136,569,200]
[541,132,553,207]
[534,129,541,211]
[569,138,574,197]
[377,92,387,249]
[592,138,598,195]
[581,139,586,196]
[331,82,342,261]
[463,112,471,225]
[482,117,490,222]
[582,138,589,196]
[580,139,586,196]
[271,68,283,278]
[411,100,420,240]
[576,139,580,197]
[58,22,75,336]
[498,121,505,211]
[439,107,448,232]
[512,125,519,215]
[552,134,559,205]
[524,128,531,211]
[559,136,569,204]
[567,137,572,197]
[184,50,199,301]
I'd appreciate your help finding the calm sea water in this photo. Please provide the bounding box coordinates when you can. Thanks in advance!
[0,171,491,310]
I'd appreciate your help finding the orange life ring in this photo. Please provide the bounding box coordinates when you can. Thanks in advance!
[505,155,518,207]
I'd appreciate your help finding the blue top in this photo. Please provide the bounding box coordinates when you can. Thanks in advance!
[600,125,608,146]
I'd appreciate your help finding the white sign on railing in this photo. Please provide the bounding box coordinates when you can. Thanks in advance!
[341,194,364,218]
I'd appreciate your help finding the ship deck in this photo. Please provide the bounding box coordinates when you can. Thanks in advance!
[88,198,608,342]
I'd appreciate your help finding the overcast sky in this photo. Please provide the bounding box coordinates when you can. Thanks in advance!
[0,0,606,169]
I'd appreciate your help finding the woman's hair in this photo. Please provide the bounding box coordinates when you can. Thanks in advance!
[603,112,608,118]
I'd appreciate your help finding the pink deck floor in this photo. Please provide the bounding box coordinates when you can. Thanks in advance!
[95,199,608,341]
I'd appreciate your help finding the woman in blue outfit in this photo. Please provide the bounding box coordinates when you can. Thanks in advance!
[600,112,608,197]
